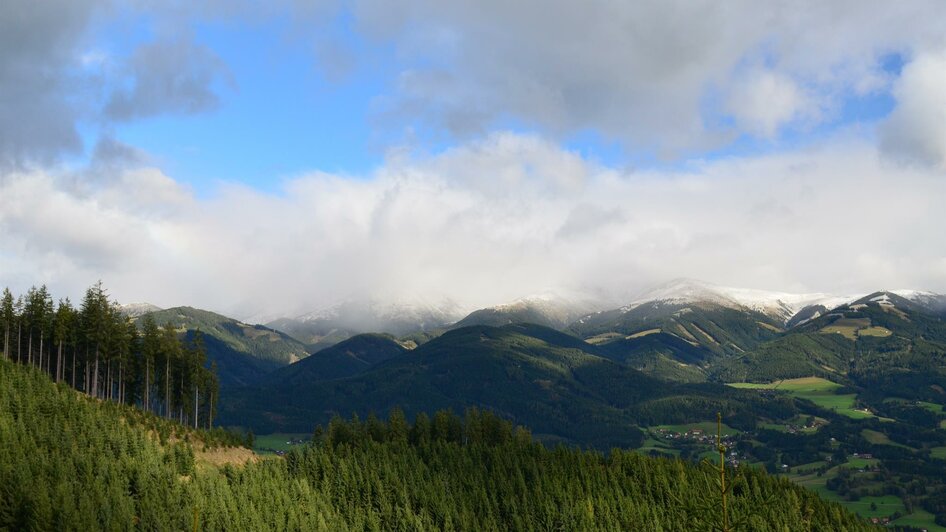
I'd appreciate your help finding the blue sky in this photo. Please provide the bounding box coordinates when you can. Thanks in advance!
[1,1,944,314]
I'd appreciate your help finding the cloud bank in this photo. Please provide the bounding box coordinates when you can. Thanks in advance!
[1,133,944,318]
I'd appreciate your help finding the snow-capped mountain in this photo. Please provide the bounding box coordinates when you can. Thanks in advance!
[117,302,163,318]
[891,289,946,314]
[621,278,855,325]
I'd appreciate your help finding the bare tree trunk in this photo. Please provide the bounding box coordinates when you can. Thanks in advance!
[144,359,150,412]
[118,361,124,404]
[208,394,213,430]
[38,334,43,372]
[165,359,171,418]
[194,385,199,429]
[28,333,33,366]
[71,346,77,389]
[56,340,63,382]
[16,322,21,364]
[92,347,99,398]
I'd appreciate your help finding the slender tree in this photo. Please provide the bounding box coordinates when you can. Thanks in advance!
[53,298,75,383]
[1,288,13,359]
[80,282,109,397]
[140,315,161,412]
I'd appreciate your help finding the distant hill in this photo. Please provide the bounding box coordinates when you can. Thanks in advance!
[453,293,601,330]
[221,323,804,447]
[139,306,311,386]
[260,333,407,387]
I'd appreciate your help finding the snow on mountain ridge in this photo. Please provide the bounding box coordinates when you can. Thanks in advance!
[118,302,163,318]
[296,297,464,324]
[622,279,856,324]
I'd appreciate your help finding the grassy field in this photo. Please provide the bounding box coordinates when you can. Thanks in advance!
[858,326,892,337]
[253,433,310,454]
[759,415,826,434]
[755,321,783,333]
[637,437,681,457]
[844,457,879,469]
[627,328,661,339]
[932,446,946,459]
[585,332,624,345]
[650,421,739,437]
[728,377,875,419]
[918,400,945,414]
[819,318,870,340]
[792,473,906,520]
[892,509,946,531]
[885,397,945,414]
[861,429,891,445]
[847,495,907,519]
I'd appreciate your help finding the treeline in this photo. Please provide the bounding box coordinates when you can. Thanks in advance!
[0,358,872,530]
[0,282,218,428]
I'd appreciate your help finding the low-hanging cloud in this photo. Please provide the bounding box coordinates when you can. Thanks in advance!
[1,132,944,318]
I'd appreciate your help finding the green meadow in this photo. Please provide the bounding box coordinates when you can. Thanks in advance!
[252,433,310,454]
[728,377,874,419]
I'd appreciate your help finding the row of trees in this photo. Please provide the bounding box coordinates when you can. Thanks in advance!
[0,282,218,428]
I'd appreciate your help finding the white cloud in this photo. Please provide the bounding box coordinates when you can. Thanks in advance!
[879,50,946,171]
[1,132,944,317]
[726,69,814,137]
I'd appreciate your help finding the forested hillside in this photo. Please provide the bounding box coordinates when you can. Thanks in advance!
[1,284,218,428]
[139,306,312,386]
[222,323,809,446]
[0,357,871,530]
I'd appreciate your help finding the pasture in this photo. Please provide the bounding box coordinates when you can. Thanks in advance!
[728,377,874,419]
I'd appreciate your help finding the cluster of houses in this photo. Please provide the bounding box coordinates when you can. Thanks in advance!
[652,427,736,444]
[781,418,826,434]
[262,437,308,457]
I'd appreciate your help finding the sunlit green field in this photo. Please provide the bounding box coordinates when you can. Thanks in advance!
[728,377,875,419]
[891,509,946,531]
[253,433,310,454]
[650,421,739,436]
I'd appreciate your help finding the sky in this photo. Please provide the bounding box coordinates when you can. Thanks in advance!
[1,0,945,319]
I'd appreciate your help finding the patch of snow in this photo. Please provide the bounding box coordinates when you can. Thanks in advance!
[118,302,163,318]
[620,278,856,324]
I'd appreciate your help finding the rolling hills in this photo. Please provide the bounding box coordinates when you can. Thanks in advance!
[139,306,311,386]
[220,323,808,447]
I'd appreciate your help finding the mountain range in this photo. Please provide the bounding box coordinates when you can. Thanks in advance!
[128,278,945,388]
